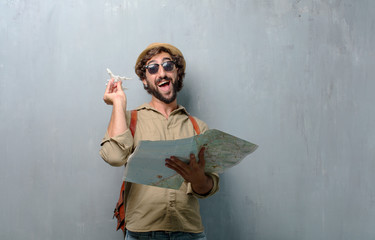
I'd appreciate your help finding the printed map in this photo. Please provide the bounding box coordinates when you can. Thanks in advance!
[124,129,258,189]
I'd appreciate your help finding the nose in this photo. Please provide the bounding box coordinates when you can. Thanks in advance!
[158,65,167,78]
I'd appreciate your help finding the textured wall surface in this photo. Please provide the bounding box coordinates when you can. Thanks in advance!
[1,1,374,239]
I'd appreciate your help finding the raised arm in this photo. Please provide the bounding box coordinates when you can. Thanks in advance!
[100,79,133,167]
[103,78,128,137]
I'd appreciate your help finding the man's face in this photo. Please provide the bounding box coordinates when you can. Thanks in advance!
[142,52,179,104]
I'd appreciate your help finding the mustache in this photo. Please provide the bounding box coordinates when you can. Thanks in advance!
[155,76,172,85]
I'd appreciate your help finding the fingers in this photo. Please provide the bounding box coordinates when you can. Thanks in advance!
[166,151,208,184]
[115,79,123,91]
[105,78,114,93]
[198,147,206,168]
[189,153,199,168]
[103,78,113,105]
[165,157,189,177]
[103,78,126,105]
[105,79,123,93]
[166,151,202,171]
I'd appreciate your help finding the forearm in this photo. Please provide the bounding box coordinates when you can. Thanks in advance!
[101,79,132,166]
[107,100,128,138]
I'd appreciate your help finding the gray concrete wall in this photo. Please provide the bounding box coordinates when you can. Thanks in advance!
[1,1,374,239]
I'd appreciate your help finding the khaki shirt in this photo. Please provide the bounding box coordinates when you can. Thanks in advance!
[100,103,219,233]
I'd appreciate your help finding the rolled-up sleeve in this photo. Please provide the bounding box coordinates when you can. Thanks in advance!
[99,129,134,167]
[186,172,220,198]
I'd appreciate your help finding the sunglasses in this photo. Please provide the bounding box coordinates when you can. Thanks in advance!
[145,61,176,75]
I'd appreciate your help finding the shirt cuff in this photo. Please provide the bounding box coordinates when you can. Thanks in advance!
[100,129,134,149]
[99,129,134,166]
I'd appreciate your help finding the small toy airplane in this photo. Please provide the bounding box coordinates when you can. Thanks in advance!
[106,68,132,89]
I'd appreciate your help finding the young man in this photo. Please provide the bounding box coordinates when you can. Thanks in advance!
[100,43,219,240]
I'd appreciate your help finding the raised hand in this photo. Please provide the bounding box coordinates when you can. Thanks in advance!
[103,78,128,138]
[103,78,127,109]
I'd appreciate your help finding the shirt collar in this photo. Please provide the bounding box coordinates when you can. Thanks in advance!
[135,103,190,115]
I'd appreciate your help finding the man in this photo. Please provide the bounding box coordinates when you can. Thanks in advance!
[100,43,219,240]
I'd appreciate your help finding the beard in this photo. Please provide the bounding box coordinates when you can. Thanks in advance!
[146,77,178,104]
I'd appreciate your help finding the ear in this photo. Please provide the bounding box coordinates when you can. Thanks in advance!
[142,79,148,88]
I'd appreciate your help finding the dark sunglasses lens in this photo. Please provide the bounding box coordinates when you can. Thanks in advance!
[147,64,159,74]
[163,61,175,71]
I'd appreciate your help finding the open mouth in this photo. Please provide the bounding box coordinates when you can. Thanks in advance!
[158,80,171,88]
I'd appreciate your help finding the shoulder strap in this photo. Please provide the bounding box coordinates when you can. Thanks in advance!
[188,115,201,135]
[129,110,200,136]
[114,110,136,235]
[129,110,137,137]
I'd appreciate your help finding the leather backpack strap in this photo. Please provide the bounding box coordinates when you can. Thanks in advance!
[113,181,126,232]
[129,110,137,137]
[113,110,137,234]
[188,115,201,135]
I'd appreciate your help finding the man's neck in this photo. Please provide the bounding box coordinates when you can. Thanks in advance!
[149,97,178,119]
